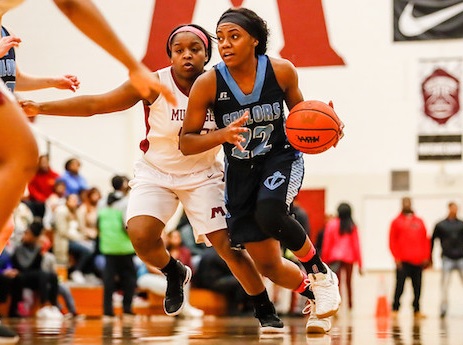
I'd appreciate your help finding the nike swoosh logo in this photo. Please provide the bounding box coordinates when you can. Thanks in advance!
[398,2,463,37]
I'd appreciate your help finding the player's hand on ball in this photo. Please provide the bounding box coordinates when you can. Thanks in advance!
[19,100,39,117]
[225,111,249,152]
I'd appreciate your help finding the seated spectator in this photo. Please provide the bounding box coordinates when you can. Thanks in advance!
[9,201,34,251]
[59,158,88,197]
[26,154,59,218]
[0,251,20,317]
[53,194,93,284]
[42,180,67,248]
[193,247,252,316]
[40,243,82,319]
[98,186,136,319]
[43,180,67,232]
[77,187,102,281]
[77,187,101,243]
[10,221,63,319]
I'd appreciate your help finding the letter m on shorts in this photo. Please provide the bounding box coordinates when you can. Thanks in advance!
[211,207,226,219]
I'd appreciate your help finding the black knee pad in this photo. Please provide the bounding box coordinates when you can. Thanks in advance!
[255,199,306,251]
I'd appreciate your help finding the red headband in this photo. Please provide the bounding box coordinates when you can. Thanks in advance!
[168,25,209,49]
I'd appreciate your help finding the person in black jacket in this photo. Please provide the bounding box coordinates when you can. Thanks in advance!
[11,221,62,319]
[431,201,463,318]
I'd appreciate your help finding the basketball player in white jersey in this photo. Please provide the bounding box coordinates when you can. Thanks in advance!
[21,24,284,332]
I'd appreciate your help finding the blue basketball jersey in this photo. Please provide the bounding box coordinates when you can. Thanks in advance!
[0,27,16,92]
[213,55,298,164]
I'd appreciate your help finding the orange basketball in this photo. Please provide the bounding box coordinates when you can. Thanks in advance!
[286,100,342,154]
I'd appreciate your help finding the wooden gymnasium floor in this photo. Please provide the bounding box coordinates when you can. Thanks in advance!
[2,270,463,345]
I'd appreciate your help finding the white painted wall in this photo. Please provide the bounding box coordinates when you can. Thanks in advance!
[5,1,463,269]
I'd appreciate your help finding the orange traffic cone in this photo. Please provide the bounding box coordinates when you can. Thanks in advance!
[375,275,390,338]
[375,275,390,318]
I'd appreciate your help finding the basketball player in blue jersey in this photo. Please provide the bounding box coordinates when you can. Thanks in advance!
[0,0,175,341]
[21,24,285,332]
[180,7,344,333]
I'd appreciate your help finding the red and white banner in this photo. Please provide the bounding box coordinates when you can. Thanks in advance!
[417,58,462,161]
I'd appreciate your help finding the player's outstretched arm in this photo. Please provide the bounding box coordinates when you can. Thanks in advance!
[20,80,141,117]
[52,0,176,104]
[15,67,80,92]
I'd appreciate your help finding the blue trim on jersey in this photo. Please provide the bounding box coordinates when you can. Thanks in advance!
[216,55,267,106]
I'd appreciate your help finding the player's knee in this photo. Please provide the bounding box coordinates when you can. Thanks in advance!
[255,199,307,251]
[255,199,287,237]
[127,223,162,256]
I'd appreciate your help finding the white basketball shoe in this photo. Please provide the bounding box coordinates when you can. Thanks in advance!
[307,263,341,318]
[305,300,332,334]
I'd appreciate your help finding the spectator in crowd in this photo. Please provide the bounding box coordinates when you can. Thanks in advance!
[10,221,63,319]
[77,187,101,242]
[321,202,363,311]
[431,201,463,318]
[389,197,430,319]
[98,179,137,320]
[53,194,93,284]
[42,180,67,239]
[40,244,81,319]
[193,247,252,316]
[8,201,34,251]
[95,175,131,278]
[0,250,20,317]
[105,176,130,221]
[59,158,88,197]
[77,187,101,279]
[25,154,60,218]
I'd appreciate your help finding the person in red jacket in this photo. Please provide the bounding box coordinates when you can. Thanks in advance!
[321,202,362,311]
[26,154,60,218]
[389,197,430,318]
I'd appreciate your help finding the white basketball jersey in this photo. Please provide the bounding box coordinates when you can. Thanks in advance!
[142,67,220,174]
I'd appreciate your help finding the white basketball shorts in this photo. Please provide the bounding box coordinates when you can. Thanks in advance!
[126,158,228,245]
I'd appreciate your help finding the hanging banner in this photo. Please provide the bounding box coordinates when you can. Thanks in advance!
[394,0,463,41]
[417,58,462,161]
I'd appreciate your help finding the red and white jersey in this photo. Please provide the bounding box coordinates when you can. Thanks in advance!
[141,67,220,174]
